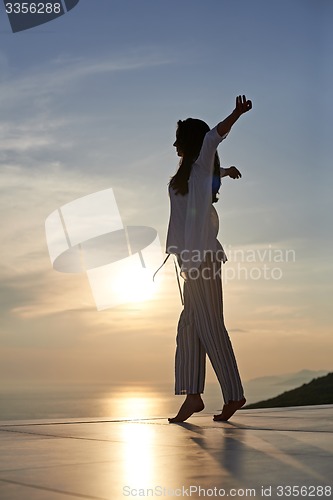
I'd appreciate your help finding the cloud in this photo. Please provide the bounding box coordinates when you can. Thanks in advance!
[0,49,175,107]
[0,45,177,174]
[0,117,72,157]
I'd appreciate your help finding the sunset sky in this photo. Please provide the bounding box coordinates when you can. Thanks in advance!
[0,0,332,391]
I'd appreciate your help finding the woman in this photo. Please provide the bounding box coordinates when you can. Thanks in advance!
[166,95,252,423]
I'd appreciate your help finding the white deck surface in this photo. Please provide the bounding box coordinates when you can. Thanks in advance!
[0,406,332,499]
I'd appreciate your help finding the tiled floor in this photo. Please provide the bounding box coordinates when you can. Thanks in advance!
[0,406,332,499]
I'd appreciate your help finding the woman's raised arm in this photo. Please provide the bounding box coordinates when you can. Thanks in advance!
[217,95,252,138]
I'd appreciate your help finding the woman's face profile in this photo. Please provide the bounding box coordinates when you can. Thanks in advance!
[173,138,184,157]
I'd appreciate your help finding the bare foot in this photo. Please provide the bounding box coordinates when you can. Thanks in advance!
[169,394,204,423]
[213,397,246,422]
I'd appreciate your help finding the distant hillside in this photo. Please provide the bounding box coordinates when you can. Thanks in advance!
[243,369,329,405]
[245,372,333,409]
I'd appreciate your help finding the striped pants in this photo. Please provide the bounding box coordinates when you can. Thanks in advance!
[175,255,244,403]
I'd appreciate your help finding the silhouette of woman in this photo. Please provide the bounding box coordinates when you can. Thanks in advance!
[166,95,252,422]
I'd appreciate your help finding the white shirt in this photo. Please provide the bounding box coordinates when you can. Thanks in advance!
[166,126,228,275]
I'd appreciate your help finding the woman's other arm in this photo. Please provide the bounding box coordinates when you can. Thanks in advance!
[217,95,252,138]
[220,166,242,179]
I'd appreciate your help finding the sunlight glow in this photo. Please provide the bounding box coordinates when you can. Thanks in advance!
[104,389,165,420]
[121,424,155,487]
[112,262,156,304]
[86,234,163,310]
[87,254,159,309]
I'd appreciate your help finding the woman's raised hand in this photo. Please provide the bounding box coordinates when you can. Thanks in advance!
[217,95,252,137]
[235,95,252,116]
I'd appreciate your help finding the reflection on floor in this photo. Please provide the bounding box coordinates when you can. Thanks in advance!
[0,406,332,500]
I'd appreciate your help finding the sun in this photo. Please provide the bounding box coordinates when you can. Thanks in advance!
[86,252,161,310]
[113,265,156,304]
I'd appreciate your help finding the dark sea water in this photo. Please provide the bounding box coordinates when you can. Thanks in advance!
[0,382,225,421]
[1,370,327,421]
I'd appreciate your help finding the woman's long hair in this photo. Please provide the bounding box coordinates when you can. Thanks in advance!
[169,118,221,203]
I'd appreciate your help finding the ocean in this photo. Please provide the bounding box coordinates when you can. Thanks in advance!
[1,370,327,421]
[0,382,226,422]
